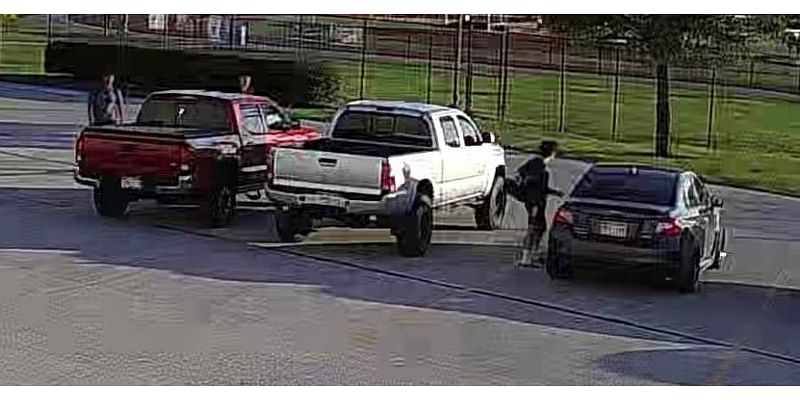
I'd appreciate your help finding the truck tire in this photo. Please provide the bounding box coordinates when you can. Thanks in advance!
[203,183,236,228]
[396,194,433,257]
[475,176,507,230]
[93,178,130,218]
[275,209,313,243]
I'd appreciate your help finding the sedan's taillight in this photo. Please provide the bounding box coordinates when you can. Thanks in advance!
[553,208,574,226]
[656,219,682,237]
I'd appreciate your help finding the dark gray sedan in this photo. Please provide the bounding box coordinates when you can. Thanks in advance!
[545,164,726,293]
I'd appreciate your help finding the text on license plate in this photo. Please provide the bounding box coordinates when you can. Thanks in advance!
[598,221,628,238]
[121,177,142,189]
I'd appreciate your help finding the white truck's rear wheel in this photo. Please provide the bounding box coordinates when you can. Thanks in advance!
[275,209,313,243]
[396,195,433,257]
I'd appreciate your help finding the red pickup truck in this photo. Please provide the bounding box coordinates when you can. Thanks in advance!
[74,90,319,227]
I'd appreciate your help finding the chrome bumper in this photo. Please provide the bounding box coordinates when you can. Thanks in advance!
[265,186,414,216]
[73,167,194,194]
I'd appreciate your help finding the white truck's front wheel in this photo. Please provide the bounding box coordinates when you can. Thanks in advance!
[475,176,507,230]
[396,195,433,257]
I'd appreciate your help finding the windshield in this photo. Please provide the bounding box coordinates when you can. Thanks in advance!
[137,97,231,130]
[571,167,679,207]
[331,111,433,148]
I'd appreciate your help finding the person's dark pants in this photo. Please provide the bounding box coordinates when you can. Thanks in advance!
[520,200,547,265]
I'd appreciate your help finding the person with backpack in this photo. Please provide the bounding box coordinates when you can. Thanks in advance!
[88,72,126,126]
[510,140,564,268]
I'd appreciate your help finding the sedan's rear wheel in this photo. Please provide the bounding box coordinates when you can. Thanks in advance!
[675,243,701,294]
[545,238,572,280]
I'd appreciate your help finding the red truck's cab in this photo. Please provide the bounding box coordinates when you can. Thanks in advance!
[74,90,318,227]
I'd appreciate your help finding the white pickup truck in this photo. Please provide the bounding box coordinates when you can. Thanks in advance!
[265,100,508,257]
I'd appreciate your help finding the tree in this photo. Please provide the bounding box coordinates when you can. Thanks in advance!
[544,15,786,157]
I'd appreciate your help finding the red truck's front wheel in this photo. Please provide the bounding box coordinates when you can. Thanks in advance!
[93,178,130,218]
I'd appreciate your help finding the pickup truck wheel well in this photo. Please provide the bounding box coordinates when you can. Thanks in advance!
[495,165,506,179]
[417,179,434,200]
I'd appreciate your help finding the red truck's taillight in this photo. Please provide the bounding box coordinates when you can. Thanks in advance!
[178,146,195,174]
[380,160,396,193]
[75,134,85,163]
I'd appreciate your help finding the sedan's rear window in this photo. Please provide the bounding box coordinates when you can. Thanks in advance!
[571,167,679,207]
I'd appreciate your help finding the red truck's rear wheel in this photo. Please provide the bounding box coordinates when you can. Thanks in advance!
[93,178,130,218]
[203,184,237,228]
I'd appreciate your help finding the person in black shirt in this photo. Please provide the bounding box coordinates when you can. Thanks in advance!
[513,140,563,268]
[88,72,126,126]
[238,75,254,94]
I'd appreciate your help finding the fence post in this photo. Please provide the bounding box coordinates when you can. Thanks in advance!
[611,47,621,141]
[451,16,464,108]
[495,30,504,119]
[426,28,433,104]
[359,19,368,100]
[500,27,510,121]
[46,14,52,44]
[558,39,566,134]
[707,67,717,150]
[749,59,755,88]
[465,19,474,113]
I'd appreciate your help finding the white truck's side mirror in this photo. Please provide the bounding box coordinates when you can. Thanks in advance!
[481,131,497,144]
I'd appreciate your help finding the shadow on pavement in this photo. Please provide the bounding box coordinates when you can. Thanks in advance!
[2,186,800,384]
[596,347,800,385]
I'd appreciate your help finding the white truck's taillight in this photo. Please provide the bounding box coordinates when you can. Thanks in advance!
[380,160,396,193]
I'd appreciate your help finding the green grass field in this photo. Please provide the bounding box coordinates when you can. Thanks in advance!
[306,60,800,196]
[0,19,46,74]
[1,17,799,196]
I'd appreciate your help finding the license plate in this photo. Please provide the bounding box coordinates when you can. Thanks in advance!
[121,177,142,190]
[305,195,345,208]
[598,221,628,238]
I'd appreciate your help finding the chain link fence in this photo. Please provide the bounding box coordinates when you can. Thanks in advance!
[4,14,800,155]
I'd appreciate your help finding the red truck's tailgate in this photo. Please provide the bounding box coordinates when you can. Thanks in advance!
[78,133,184,179]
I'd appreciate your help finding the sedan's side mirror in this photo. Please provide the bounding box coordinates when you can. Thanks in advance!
[481,131,497,144]
[711,196,724,208]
